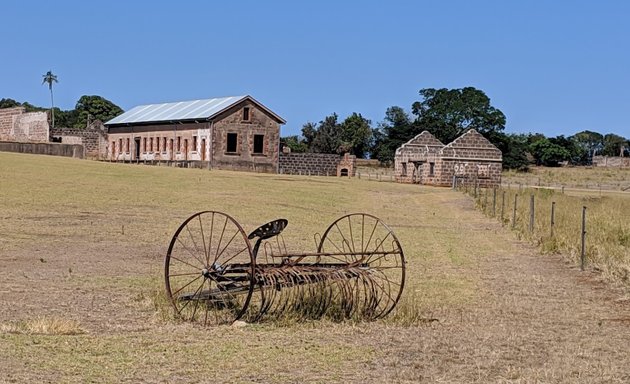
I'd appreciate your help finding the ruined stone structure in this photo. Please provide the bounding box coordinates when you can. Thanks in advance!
[394,129,502,187]
[50,123,109,160]
[337,153,356,177]
[279,153,342,176]
[592,156,630,168]
[0,107,49,143]
[105,95,284,173]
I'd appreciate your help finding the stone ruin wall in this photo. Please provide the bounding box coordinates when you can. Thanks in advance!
[50,124,109,160]
[0,107,49,143]
[592,156,630,168]
[279,153,342,176]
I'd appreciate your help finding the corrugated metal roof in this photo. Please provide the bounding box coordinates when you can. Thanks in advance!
[106,95,282,126]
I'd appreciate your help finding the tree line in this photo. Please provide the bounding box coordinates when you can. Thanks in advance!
[281,87,630,170]
[0,96,122,129]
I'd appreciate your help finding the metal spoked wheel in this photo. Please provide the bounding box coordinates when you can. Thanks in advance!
[164,211,254,326]
[317,213,405,320]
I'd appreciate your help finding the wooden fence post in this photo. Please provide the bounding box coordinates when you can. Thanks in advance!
[529,194,535,233]
[550,201,555,237]
[501,190,506,222]
[581,206,587,271]
[492,188,497,217]
[512,194,518,229]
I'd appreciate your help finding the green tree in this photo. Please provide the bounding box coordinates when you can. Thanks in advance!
[570,130,603,164]
[411,87,506,144]
[0,98,21,109]
[74,95,123,128]
[601,133,629,157]
[42,70,58,128]
[311,113,343,154]
[301,122,317,150]
[340,112,372,158]
[491,132,530,171]
[549,135,583,165]
[529,137,571,166]
[280,135,309,153]
[371,106,415,163]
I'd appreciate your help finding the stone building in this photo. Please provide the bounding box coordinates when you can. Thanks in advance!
[394,129,502,187]
[0,107,49,143]
[105,95,285,172]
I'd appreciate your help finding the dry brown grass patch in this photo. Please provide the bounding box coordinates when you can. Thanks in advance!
[0,316,85,335]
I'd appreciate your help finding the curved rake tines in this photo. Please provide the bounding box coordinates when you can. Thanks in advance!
[317,213,406,320]
[164,211,255,326]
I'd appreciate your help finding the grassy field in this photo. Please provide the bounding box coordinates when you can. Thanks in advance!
[502,166,630,191]
[1,152,630,383]
[468,166,630,284]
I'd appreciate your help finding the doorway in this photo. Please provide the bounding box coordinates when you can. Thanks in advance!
[201,139,206,161]
[134,137,141,160]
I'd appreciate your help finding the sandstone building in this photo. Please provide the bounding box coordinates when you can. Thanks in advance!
[104,95,285,173]
[394,129,502,187]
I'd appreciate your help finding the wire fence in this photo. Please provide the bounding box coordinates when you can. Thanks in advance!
[456,183,630,279]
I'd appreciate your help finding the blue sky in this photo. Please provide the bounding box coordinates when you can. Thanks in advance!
[1,1,628,138]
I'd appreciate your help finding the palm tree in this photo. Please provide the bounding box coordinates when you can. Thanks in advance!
[42,71,58,128]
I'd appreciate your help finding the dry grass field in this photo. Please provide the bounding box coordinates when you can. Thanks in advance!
[1,152,630,383]
[502,166,630,191]
[473,182,630,285]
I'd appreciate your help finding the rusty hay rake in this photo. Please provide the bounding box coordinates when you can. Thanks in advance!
[164,211,406,325]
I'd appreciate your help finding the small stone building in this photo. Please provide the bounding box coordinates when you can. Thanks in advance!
[394,129,502,187]
[105,95,285,172]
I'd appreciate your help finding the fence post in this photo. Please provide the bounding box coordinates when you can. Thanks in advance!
[581,206,587,271]
[529,194,535,233]
[550,201,555,237]
[484,188,488,211]
[452,175,456,189]
[512,194,518,229]
[492,188,497,217]
[501,190,506,222]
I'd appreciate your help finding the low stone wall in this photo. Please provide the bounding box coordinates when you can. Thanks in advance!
[592,156,630,168]
[50,124,108,159]
[279,153,340,176]
[0,141,84,159]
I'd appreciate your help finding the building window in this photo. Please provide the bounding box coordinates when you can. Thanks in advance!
[119,139,123,153]
[111,141,115,157]
[226,133,238,153]
[401,162,407,176]
[177,136,181,152]
[126,138,130,153]
[429,162,435,176]
[163,137,167,152]
[253,134,264,154]
[192,136,197,152]
[243,107,250,121]
[150,137,154,152]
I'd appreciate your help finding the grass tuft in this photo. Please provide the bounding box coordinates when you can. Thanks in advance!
[0,317,85,335]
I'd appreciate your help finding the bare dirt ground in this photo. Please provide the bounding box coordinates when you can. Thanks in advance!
[1,155,629,383]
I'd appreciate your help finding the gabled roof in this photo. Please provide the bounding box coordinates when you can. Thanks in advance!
[442,129,498,150]
[404,131,444,147]
[105,95,285,126]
